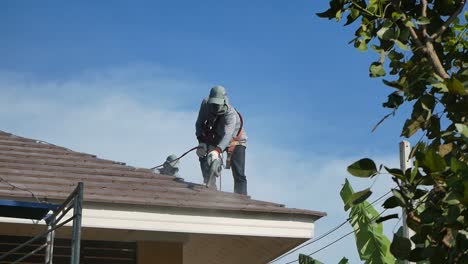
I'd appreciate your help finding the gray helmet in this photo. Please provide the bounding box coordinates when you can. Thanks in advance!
[165,154,179,168]
[207,85,227,105]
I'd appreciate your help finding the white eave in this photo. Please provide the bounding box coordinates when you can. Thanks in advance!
[0,203,317,239]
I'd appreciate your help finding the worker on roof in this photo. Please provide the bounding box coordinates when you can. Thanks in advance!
[154,154,181,178]
[195,85,248,195]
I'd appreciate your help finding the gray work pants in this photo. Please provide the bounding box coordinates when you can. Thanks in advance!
[231,145,247,195]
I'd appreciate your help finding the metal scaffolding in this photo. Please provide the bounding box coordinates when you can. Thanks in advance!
[0,182,83,264]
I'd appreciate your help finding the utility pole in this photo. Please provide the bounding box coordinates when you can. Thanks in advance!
[399,141,415,264]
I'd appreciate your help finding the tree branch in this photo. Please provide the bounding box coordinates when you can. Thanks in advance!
[430,0,466,40]
[422,0,451,79]
[392,0,451,79]
[421,0,429,38]
[372,109,396,133]
[352,1,379,18]
[382,3,392,18]
[421,0,428,18]
[425,41,450,79]
[379,50,385,64]
[392,1,425,50]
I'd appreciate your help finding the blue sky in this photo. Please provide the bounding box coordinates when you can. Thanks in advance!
[1,1,415,263]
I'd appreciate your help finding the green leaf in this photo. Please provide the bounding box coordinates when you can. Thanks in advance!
[427,115,440,139]
[355,39,368,51]
[392,12,403,21]
[455,123,468,137]
[453,23,465,31]
[335,9,343,22]
[359,30,371,41]
[414,189,428,200]
[404,20,415,28]
[383,196,403,209]
[383,93,404,109]
[443,191,461,205]
[451,157,468,172]
[401,115,425,138]
[398,27,410,43]
[341,178,354,211]
[316,3,339,20]
[463,181,468,206]
[371,44,384,53]
[376,213,399,223]
[370,62,386,77]
[367,4,378,14]
[350,188,372,205]
[388,50,404,61]
[377,27,394,40]
[347,158,378,177]
[299,254,323,264]
[391,189,407,207]
[338,257,349,264]
[416,17,430,25]
[383,21,393,28]
[446,77,466,95]
[341,180,394,263]
[447,205,461,224]
[385,166,405,181]
[410,163,419,183]
[345,8,360,26]
[390,233,412,259]
[393,39,410,50]
[419,94,436,114]
[408,247,427,262]
[383,79,404,89]
[422,149,447,172]
[429,247,448,263]
[432,82,448,92]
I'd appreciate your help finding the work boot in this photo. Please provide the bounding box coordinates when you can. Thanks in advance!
[234,182,247,195]
[207,175,217,190]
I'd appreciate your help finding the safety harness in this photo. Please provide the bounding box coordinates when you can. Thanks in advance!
[200,109,244,169]
[226,111,245,169]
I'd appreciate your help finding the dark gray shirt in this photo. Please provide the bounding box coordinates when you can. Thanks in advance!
[195,98,247,150]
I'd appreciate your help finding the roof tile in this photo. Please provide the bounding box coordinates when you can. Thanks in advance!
[0,131,326,218]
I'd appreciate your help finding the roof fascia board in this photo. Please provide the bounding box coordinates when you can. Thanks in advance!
[0,204,315,239]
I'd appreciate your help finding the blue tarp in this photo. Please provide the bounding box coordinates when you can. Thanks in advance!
[0,200,59,220]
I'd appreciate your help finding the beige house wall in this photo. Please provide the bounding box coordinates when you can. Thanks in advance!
[137,241,183,264]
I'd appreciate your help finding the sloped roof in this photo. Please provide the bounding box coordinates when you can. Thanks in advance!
[0,130,325,218]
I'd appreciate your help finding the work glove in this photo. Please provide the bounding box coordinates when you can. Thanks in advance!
[207,148,221,164]
[196,143,207,157]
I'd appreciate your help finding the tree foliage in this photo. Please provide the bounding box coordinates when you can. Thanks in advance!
[318,0,467,263]
[341,179,395,263]
[299,255,349,264]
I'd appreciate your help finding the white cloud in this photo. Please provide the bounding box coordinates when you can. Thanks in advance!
[0,66,404,263]
[252,151,401,263]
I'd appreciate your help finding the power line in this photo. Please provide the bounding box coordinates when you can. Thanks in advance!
[269,190,392,263]
[370,189,392,206]
[283,230,356,264]
[0,176,43,204]
[283,209,388,264]
[269,220,349,263]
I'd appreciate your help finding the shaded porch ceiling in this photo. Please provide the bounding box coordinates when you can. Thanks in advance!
[0,222,305,264]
